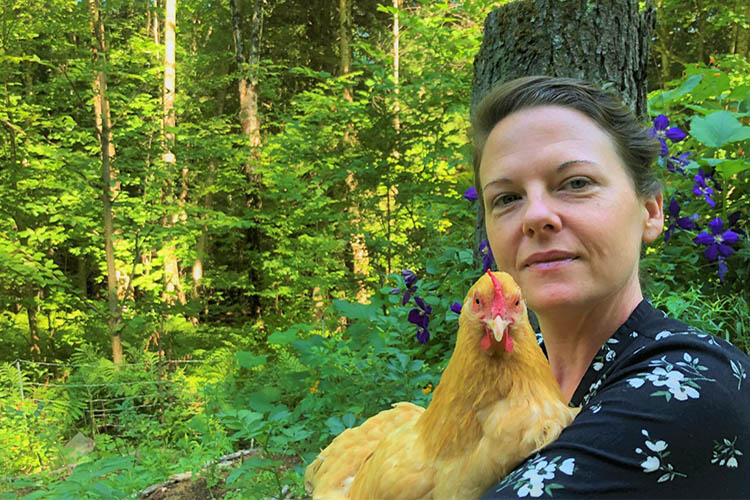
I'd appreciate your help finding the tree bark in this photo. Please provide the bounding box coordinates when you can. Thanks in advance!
[472,0,654,116]
[471,0,654,266]
[161,0,186,307]
[230,0,264,317]
[88,0,122,364]
[385,0,400,277]
[339,0,370,303]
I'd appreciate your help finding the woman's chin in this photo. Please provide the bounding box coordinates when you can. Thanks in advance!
[524,284,586,314]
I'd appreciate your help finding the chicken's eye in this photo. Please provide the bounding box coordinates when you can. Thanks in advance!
[475,298,480,305]
[514,299,519,306]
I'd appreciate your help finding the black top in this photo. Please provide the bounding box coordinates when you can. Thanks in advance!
[481,299,750,499]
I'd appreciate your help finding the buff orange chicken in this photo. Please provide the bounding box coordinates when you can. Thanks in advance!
[304,271,579,499]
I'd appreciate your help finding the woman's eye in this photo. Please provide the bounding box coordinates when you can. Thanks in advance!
[565,177,591,190]
[494,193,521,207]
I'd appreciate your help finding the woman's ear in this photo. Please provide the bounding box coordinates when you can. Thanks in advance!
[642,190,664,243]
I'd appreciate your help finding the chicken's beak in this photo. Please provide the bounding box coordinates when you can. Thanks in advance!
[487,315,512,344]
[482,314,514,352]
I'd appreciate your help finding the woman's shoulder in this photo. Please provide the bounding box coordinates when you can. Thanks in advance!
[620,299,749,379]
[574,298,750,408]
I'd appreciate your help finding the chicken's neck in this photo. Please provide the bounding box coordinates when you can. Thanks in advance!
[416,320,564,459]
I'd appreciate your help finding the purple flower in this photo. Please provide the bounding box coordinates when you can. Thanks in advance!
[464,186,478,202]
[416,326,430,344]
[694,218,741,281]
[408,296,432,344]
[664,197,696,242]
[479,240,494,272]
[692,168,716,208]
[402,269,417,288]
[649,114,687,157]
[717,259,728,282]
[666,152,690,176]
[450,302,462,315]
[391,269,418,305]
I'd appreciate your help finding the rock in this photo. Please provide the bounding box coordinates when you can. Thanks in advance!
[63,432,95,460]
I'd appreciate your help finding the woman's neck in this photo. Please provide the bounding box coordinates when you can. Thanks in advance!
[536,281,644,403]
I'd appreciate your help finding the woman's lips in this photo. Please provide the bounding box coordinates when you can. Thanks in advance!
[522,251,579,270]
[526,257,578,271]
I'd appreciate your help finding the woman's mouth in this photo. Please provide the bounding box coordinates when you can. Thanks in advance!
[522,251,579,271]
[527,257,578,270]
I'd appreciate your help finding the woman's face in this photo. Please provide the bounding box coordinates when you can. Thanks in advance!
[479,105,663,315]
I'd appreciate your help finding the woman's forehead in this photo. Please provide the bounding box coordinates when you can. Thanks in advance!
[480,106,621,176]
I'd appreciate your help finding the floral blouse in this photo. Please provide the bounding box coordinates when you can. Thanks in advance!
[481,299,750,499]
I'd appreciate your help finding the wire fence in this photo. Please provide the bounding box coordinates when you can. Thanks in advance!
[5,358,222,434]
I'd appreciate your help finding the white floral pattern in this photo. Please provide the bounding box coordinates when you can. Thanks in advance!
[592,337,619,371]
[712,437,743,468]
[636,429,686,483]
[494,455,575,498]
[627,353,715,401]
[730,359,746,390]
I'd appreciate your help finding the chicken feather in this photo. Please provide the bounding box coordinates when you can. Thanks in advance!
[305,271,579,499]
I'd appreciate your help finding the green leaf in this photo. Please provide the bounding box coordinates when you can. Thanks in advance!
[690,111,750,148]
[236,351,267,368]
[225,457,278,484]
[649,74,703,109]
[325,416,345,435]
[713,159,750,178]
[248,387,282,413]
[333,299,374,320]
[688,68,731,101]
[267,328,297,345]
[342,412,356,429]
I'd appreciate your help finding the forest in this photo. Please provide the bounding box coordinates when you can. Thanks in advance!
[1,0,748,497]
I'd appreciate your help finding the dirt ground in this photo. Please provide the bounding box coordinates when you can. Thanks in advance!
[144,477,232,499]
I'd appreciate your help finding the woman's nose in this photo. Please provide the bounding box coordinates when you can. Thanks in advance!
[521,192,562,237]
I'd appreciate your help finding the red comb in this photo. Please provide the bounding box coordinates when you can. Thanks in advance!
[487,270,506,317]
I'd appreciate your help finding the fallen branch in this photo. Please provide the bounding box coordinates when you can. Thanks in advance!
[136,448,256,498]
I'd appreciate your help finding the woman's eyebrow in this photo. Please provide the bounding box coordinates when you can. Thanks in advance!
[482,160,598,192]
[557,159,597,172]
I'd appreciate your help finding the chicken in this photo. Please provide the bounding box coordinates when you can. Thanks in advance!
[305,271,579,499]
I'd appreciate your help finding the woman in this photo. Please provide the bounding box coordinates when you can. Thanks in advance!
[474,76,749,498]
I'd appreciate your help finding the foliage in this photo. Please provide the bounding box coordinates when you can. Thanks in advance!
[644,55,749,348]
[0,0,747,497]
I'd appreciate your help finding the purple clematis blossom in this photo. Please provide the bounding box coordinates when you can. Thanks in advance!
[649,114,687,157]
[391,269,419,305]
[692,168,716,208]
[450,302,462,315]
[717,258,729,282]
[479,240,494,272]
[416,325,430,344]
[464,186,478,202]
[408,296,432,344]
[664,197,697,243]
[666,152,690,176]
[694,218,741,282]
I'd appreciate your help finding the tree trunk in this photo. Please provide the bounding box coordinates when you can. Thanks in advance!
[26,288,41,357]
[230,0,264,317]
[735,5,750,58]
[230,0,262,148]
[339,0,370,303]
[471,0,654,265]
[88,0,122,364]
[161,0,186,307]
[152,0,160,45]
[385,0,400,277]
